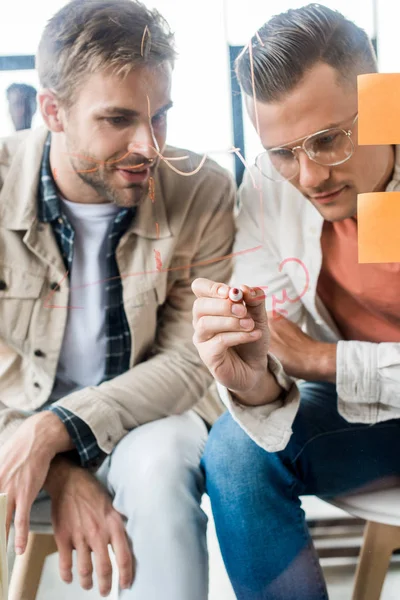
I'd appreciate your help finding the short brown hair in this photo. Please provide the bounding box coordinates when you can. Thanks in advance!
[236,3,377,102]
[36,0,176,107]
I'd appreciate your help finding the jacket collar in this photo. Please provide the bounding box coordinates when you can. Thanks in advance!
[0,126,171,239]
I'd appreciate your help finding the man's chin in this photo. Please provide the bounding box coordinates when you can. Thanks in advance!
[114,188,148,208]
[76,168,149,207]
[313,201,357,222]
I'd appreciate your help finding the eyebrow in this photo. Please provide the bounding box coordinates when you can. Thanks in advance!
[265,120,342,151]
[101,101,174,118]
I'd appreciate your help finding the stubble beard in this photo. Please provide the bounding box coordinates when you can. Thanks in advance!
[75,162,149,208]
[65,138,150,207]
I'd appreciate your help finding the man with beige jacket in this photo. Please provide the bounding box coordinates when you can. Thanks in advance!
[0,1,234,598]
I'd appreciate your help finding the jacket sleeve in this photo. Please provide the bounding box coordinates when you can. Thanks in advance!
[0,403,27,448]
[0,340,30,446]
[0,148,29,448]
[52,176,236,454]
[217,354,300,452]
[0,339,104,466]
[337,341,400,423]
[47,406,104,468]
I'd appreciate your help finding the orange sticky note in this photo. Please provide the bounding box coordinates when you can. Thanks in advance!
[358,73,400,145]
[358,192,400,263]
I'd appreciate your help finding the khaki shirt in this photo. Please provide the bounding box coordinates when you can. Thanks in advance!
[0,127,236,452]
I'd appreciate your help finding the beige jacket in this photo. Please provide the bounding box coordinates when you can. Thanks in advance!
[0,127,236,452]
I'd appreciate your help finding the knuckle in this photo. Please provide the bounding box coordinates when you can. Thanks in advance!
[99,564,113,578]
[108,511,124,531]
[85,525,102,542]
[14,534,26,547]
[118,555,132,571]
[192,297,200,315]
[72,533,85,547]
[213,332,226,347]
[231,316,241,330]
[109,509,123,524]
[197,316,208,335]
[55,531,70,547]
[78,566,92,578]
[14,516,28,528]
[210,282,221,296]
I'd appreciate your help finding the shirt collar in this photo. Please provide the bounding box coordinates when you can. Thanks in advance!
[38,133,61,223]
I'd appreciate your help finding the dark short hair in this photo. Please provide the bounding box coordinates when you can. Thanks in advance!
[236,3,377,102]
[36,0,176,107]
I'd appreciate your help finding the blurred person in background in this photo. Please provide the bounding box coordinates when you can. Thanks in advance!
[6,83,37,130]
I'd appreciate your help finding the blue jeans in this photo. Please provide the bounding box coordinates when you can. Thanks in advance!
[202,382,400,600]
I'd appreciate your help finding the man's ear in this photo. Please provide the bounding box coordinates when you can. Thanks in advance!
[38,89,65,133]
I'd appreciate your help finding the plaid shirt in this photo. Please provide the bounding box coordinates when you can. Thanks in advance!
[38,135,135,468]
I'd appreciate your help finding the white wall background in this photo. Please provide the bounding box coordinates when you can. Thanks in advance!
[0,0,397,174]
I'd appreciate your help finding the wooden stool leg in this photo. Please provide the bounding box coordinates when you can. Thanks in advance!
[9,533,57,600]
[352,520,400,600]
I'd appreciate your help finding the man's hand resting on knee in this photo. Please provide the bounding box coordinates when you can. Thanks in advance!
[44,457,134,597]
[0,411,74,554]
[191,278,282,406]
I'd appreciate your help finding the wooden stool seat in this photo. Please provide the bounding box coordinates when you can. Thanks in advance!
[329,487,400,600]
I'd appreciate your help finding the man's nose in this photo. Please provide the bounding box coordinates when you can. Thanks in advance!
[296,151,330,189]
[127,122,159,162]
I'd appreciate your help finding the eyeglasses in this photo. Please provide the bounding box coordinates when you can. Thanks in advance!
[255,114,358,183]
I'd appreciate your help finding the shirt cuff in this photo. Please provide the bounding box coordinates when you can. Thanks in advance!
[216,353,300,452]
[336,340,380,423]
[47,406,105,468]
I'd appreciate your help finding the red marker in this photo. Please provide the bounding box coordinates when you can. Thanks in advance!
[229,287,243,302]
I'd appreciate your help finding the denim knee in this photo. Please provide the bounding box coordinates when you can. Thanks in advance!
[203,412,269,487]
[202,411,302,500]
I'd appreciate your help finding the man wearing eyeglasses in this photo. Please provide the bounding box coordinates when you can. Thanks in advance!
[191,4,400,599]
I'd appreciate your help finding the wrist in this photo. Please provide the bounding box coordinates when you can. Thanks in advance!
[30,411,75,459]
[231,364,283,407]
[314,343,337,382]
[44,455,77,495]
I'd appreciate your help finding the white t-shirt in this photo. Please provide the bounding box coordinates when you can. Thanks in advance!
[50,198,120,401]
